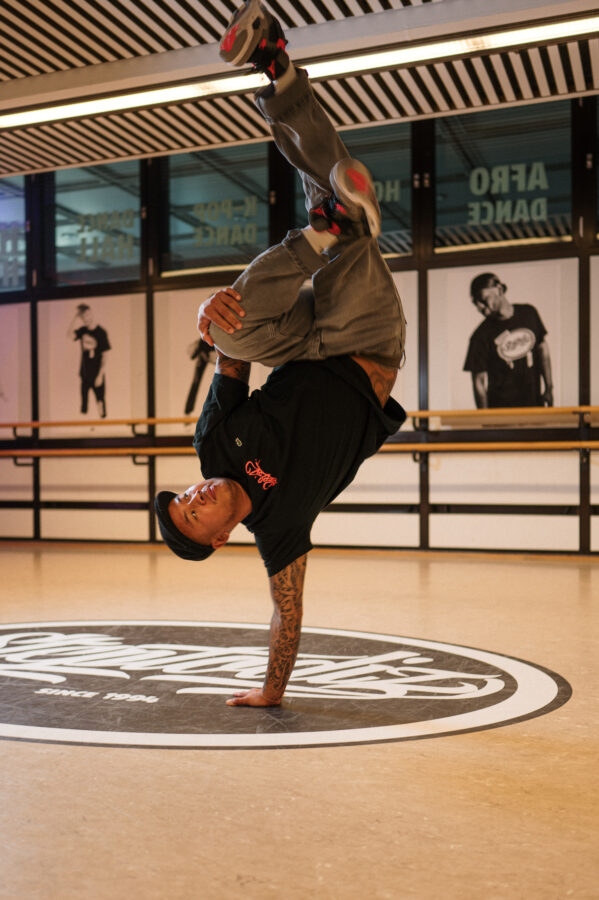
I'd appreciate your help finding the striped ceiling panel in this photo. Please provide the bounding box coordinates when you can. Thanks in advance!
[0,0,447,79]
[313,39,599,124]
[0,94,272,175]
[0,1,596,175]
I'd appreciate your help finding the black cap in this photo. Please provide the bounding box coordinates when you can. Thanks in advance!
[154,491,214,562]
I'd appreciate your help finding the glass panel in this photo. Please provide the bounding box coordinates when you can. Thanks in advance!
[435,102,571,249]
[163,145,269,273]
[54,161,141,285]
[0,176,26,293]
[294,122,412,256]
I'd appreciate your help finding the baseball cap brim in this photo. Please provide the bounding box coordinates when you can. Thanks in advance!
[154,491,214,562]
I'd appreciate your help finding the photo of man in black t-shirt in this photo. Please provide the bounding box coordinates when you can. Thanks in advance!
[463,272,553,408]
[66,303,111,418]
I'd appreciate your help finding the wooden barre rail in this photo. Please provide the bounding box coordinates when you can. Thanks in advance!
[2,441,599,459]
[0,416,195,430]
[2,405,599,432]
[412,405,599,420]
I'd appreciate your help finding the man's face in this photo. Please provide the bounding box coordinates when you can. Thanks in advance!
[473,283,503,318]
[81,309,94,328]
[168,478,239,547]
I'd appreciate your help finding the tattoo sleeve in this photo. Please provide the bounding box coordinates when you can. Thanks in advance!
[215,352,251,384]
[263,554,307,701]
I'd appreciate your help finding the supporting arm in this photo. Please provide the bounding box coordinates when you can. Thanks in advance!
[226,554,307,707]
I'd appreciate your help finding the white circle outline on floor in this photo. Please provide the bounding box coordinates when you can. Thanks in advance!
[0,620,571,749]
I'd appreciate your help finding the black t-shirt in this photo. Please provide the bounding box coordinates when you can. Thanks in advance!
[463,304,547,407]
[74,325,111,380]
[193,357,406,576]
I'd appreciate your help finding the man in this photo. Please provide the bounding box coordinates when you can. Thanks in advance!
[66,303,111,417]
[463,272,553,409]
[154,0,406,707]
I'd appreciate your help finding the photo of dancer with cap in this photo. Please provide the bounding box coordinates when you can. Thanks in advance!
[155,0,407,707]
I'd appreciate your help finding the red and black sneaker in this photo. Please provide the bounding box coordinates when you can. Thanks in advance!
[220,0,289,82]
[309,200,366,240]
[330,158,381,238]
[309,159,381,240]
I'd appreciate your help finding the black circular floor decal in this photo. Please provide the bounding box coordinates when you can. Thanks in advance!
[0,621,571,749]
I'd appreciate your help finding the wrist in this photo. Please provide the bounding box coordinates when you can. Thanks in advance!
[261,685,283,704]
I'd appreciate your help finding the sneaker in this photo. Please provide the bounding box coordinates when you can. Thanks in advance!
[330,158,381,238]
[308,199,367,240]
[220,0,288,81]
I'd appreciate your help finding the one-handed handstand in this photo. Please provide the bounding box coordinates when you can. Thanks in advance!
[155,0,407,707]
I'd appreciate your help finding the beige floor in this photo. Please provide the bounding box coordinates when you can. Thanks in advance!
[0,540,597,900]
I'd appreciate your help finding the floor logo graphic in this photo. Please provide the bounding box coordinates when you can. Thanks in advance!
[0,621,571,749]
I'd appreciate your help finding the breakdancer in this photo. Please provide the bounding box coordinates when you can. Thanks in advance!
[155,0,406,706]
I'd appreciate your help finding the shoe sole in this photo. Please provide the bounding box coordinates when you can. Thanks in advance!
[220,0,266,66]
[330,158,381,238]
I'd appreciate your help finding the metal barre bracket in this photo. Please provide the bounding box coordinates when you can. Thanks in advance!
[13,457,34,467]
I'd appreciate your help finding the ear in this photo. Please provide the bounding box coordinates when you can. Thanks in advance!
[211,531,231,550]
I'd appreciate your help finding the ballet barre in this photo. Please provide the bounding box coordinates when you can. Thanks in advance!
[2,405,598,436]
[1,440,599,460]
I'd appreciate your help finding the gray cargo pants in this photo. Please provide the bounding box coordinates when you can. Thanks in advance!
[213,68,406,369]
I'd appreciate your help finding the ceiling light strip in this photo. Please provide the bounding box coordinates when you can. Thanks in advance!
[1,15,598,129]
[306,16,599,79]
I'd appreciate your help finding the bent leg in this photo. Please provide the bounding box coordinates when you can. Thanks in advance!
[214,38,403,367]
[312,237,406,367]
[211,228,326,366]
[254,72,405,367]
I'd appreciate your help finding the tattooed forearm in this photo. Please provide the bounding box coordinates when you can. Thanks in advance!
[351,356,398,406]
[264,554,307,701]
[215,352,251,383]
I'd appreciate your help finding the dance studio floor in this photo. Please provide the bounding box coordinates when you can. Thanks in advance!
[0,540,597,900]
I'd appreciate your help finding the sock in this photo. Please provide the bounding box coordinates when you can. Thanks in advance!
[274,60,296,93]
[302,224,338,254]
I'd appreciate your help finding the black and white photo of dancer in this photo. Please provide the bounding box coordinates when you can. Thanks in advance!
[66,303,111,418]
[464,272,553,409]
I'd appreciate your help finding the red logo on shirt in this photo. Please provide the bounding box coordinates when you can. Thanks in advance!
[245,459,278,490]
